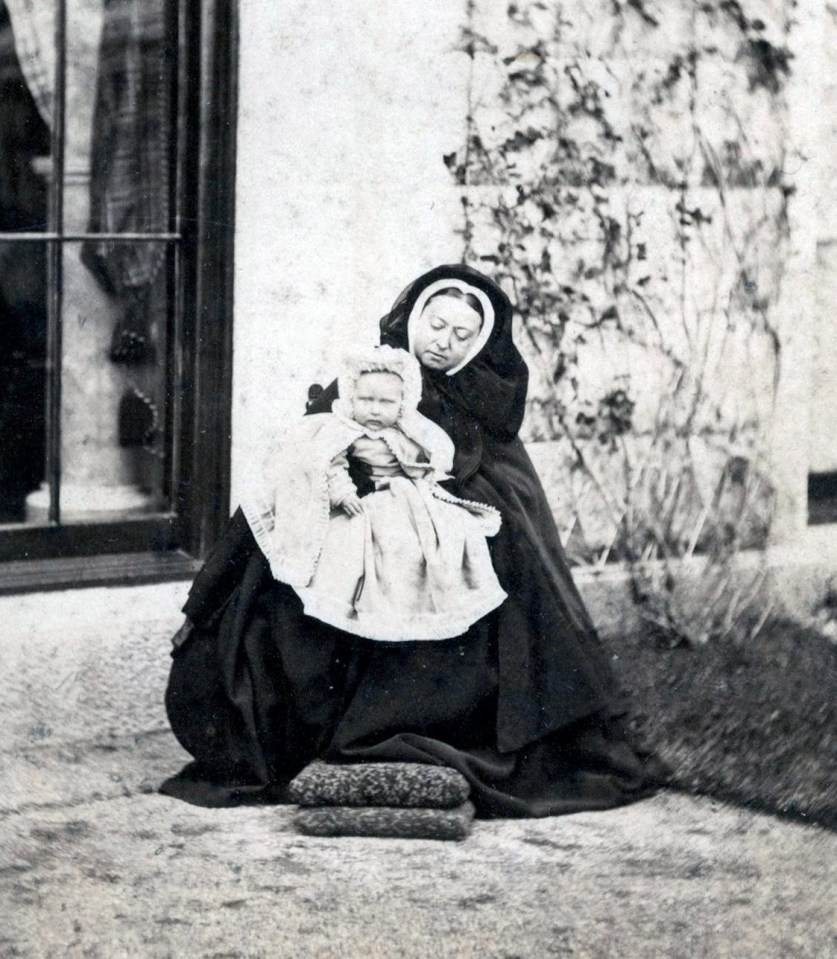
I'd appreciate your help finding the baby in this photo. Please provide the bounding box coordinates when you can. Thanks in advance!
[242,346,506,641]
[326,365,418,518]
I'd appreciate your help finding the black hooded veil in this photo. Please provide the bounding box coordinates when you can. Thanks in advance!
[161,264,657,816]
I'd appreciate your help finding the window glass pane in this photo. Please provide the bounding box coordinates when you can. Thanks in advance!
[57,240,173,524]
[0,0,49,524]
[65,0,177,240]
[0,2,52,235]
[0,239,48,524]
[0,0,194,547]
[0,6,52,524]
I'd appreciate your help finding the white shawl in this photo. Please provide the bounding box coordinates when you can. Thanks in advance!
[241,411,499,588]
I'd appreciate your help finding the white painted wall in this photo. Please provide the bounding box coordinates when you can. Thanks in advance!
[809,7,837,474]
[231,0,470,506]
[811,241,837,474]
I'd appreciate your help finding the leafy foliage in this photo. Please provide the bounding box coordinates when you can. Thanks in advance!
[449,0,793,644]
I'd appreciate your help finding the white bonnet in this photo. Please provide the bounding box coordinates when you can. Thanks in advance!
[333,345,422,421]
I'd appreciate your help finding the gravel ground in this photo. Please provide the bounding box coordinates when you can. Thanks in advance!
[1,732,835,959]
[2,588,835,957]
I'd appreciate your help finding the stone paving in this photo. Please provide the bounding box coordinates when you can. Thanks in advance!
[1,729,835,959]
[2,584,835,958]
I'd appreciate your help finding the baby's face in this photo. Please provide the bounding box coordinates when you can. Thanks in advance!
[352,372,403,430]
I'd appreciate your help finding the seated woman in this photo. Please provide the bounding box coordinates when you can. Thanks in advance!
[162,263,661,816]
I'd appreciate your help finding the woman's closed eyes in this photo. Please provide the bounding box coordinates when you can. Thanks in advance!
[428,316,476,341]
[412,295,484,371]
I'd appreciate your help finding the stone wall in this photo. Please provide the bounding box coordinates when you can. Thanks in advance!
[810,5,837,474]
[231,1,834,554]
[449,1,828,557]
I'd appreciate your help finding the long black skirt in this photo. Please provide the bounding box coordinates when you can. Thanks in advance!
[161,510,659,817]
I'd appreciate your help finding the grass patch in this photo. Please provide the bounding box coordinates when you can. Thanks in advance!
[610,618,837,830]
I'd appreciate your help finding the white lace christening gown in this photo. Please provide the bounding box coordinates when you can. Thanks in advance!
[293,433,506,641]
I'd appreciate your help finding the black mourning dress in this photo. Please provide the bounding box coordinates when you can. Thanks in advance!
[162,264,658,816]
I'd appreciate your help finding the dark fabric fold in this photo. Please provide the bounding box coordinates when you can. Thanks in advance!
[162,510,656,817]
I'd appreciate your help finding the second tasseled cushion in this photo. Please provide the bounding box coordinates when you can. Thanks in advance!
[294,801,475,840]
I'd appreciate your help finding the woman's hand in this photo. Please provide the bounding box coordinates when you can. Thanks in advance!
[340,493,364,517]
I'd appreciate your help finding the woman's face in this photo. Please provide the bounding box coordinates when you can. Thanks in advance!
[411,295,483,372]
[352,371,403,430]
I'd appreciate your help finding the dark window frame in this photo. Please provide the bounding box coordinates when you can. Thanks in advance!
[0,0,238,594]
[808,471,837,526]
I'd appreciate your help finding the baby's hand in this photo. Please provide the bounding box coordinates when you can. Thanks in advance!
[340,494,363,517]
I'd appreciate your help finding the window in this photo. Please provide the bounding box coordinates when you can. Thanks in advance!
[0,0,237,592]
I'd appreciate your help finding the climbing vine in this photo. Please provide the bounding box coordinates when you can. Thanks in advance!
[448,0,794,644]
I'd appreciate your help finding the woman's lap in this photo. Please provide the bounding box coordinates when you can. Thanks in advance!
[163,559,656,816]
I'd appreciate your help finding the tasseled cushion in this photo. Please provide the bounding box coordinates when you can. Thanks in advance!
[288,761,470,809]
[294,801,475,841]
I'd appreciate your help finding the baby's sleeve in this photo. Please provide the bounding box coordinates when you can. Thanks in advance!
[397,436,437,481]
[326,450,357,507]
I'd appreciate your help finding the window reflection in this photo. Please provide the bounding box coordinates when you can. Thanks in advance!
[0,0,175,526]
[0,1,49,522]
[49,242,170,525]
